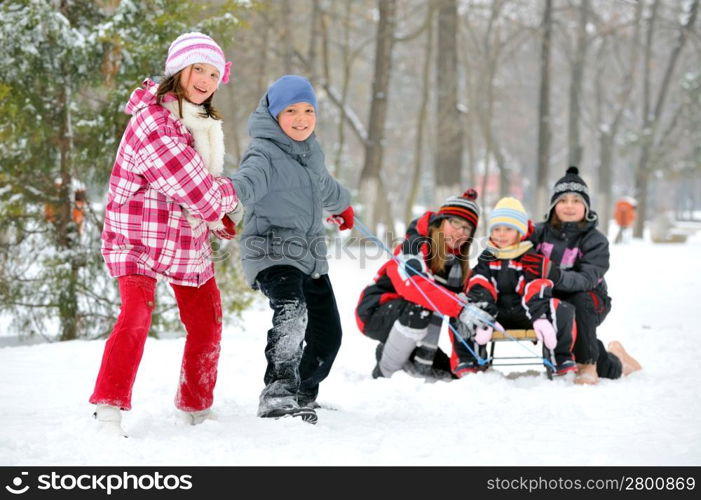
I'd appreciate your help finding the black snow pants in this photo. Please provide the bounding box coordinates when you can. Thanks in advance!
[555,290,622,379]
[362,298,453,374]
[255,265,342,414]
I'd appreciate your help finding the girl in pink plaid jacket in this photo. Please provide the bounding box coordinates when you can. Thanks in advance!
[89,33,239,437]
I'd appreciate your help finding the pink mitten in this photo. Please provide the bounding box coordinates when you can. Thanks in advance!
[474,321,502,345]
[474,325,492,345]
[533,318,557,350]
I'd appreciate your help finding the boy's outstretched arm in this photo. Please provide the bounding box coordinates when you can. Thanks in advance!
[319,171,351,216]
[229,151,272,207]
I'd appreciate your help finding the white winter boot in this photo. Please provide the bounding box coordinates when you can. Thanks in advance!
[93,404,128,438]
[183,408,211,425]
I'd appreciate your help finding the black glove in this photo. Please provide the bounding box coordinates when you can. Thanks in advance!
[521,253,555,282]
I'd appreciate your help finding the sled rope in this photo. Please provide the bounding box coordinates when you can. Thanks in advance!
[353,215,555,370]
[353,216,487,365]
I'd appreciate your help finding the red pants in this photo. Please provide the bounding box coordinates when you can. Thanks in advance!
[89,275,223,411]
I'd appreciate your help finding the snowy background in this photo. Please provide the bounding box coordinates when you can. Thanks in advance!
[1,227,700,466]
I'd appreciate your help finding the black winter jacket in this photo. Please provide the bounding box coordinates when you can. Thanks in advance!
[530,216,610,296]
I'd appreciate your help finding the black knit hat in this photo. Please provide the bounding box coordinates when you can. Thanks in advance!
[546,166,595,221]
[437,188,480,229]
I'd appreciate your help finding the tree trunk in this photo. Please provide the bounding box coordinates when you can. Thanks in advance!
[256,10,271,98]
[319,1,332,86]
[595,1,642,235]
[359,0,397,234]
[434,0,462,207]
[567,0,589,168]
[332,0,353,177]
[216,54,243,166]
[280,0,293,73]
[456,8,477,193]
[634,0,698,238]
[57,83,78,341]
[404,7,434,224]
[534,0,553,217]
[493,137,509,198]
[598,132,614,237]
[473,0,505,214]
[307,0,321,83]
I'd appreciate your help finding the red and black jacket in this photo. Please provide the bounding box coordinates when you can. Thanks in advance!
[355,212,467,333]
[467,246,554,324]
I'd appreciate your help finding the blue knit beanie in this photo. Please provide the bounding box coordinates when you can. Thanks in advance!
[267,75,317,120]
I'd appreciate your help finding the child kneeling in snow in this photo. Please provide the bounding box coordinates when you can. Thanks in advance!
[355,189,493,380]
[456,197,577,377]
[529,167,641,385]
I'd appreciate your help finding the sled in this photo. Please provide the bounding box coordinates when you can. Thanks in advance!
[491,329,537,341]
[488,329,555,380]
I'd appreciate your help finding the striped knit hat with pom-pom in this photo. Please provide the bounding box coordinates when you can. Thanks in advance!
[437,188,480,230]
[164,32,232,85]
[546,166,595,221]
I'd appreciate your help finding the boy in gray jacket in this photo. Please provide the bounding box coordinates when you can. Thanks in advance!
[230,75,353,423]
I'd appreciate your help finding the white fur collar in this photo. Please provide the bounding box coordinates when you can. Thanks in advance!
[162,98,224,176]
[162,98,226,230]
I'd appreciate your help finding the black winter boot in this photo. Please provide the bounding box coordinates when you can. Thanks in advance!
[260,406,318,424]
[297,394,321,409]
[375,342,384,361]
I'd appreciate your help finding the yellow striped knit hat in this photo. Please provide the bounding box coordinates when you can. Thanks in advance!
[488,197,529,236]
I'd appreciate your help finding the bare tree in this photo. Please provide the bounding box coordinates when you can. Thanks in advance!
[593,1,643,235]
[534,0,553,216]
[567,0,589,168]
[461,0,517,218]
[210,0,700,241]
[434,0,462,206]
[280,0,293,73]
[633,0,699,238]
[307,0,321,83]
[56,82,79,341]
[359,0,397,234]
[404,5,435,222]
[328,1,372,178]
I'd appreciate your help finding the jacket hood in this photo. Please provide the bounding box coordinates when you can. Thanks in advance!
[124,79,159,116]
[247,94,316,155]
[406,212,435,239]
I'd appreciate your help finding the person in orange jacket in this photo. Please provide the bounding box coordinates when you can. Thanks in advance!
[614,197,637,244]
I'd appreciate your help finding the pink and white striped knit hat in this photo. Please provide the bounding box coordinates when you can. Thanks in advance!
[164,32,232,84]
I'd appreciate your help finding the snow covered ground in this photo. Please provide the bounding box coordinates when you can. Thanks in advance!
[1,232,700,466]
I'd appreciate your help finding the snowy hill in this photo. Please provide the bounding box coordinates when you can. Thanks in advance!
[1,234,700,466]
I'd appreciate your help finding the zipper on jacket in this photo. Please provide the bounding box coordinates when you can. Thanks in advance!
[301,157,321,275]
